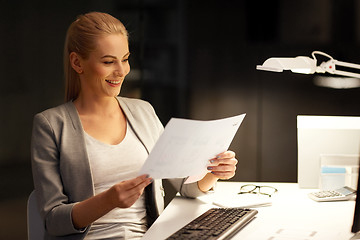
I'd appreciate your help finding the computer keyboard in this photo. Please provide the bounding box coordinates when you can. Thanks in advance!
[166,207,258,240]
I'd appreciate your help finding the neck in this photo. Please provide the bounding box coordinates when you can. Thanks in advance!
[74,94,120,116]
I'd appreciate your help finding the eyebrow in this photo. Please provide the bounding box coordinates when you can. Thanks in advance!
[101,52,130,59]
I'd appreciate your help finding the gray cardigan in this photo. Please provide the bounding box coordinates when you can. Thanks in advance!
[31,97,206,240]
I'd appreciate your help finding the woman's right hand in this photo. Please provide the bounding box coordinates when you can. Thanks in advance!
[72,174,152,229]
[107,174,153,208]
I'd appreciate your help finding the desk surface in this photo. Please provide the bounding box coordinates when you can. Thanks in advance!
[142,182,356,240]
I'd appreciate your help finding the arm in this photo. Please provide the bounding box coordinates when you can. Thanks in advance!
[31,113,79,236]
[169,151,238,198]
[31,111,152,234]
[197,151,238,192]
[71,175,152,229]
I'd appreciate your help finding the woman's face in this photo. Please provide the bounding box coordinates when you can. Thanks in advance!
[78,33,130,98]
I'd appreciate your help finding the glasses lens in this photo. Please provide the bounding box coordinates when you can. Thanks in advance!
[259,186,277,196]
[240,185,257,193]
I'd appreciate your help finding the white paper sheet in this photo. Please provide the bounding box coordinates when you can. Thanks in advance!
[212,193,273,208]
[139,114,246,183]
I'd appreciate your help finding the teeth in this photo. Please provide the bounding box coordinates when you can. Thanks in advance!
[106,79,121,84]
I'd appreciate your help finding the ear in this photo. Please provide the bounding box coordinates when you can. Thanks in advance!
[69,52,83,74]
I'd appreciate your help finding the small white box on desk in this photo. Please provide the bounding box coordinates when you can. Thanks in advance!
[319,154,359,190]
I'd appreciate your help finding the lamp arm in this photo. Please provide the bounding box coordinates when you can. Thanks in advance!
[312,51,333,60]
[334,60,360,70]
[318,59,360,78]
[331,70,360,78]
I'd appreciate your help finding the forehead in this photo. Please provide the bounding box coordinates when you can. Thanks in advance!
[92,33,129,57]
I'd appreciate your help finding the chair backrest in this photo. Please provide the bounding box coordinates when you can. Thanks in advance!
[27,190,45,240]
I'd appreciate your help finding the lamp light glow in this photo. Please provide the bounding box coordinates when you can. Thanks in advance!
[313,76,360,89]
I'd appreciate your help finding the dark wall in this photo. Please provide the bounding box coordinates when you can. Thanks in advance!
[2,0,360,188]
[187,0,360,182]
[0,0,130,201]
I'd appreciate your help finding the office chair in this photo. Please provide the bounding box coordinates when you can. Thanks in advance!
[27,190,45,240]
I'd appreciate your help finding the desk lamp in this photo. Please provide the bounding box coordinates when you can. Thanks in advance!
[257,51,360,77]
[256,51,360,89]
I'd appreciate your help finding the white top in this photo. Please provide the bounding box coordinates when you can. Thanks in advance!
[84,122,149,240]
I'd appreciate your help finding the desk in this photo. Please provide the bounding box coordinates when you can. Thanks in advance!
[142,182,356,239]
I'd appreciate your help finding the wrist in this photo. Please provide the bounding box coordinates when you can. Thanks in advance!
[105,185,119,209]
[198,173,218,192]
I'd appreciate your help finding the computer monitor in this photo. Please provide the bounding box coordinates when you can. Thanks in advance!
[297,116,360,189]
[352,162,360,236]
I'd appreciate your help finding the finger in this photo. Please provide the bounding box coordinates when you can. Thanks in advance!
[123,175,152,191]
[216,150,236,159]
[209,157,238,166]
[119,191,143,208]
[210,166,236,179]
[114,178,152,208]
[126,179,152,200]
[208,163,236,172]
[125,186,147,200]
[211,171,235,179]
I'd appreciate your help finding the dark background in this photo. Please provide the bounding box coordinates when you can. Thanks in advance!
[2,0,360,238]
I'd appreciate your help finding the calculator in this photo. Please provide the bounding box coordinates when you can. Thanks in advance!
[308,186,356,202]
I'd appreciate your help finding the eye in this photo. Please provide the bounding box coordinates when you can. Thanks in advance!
[103,61,114,65]
[122,58,129,63]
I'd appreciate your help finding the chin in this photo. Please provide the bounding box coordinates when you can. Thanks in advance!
[106,89,121,98]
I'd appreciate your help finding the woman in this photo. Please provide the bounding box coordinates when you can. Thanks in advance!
[31,12,238,239]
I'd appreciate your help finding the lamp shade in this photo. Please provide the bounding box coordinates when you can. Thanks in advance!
[257,56,317,74]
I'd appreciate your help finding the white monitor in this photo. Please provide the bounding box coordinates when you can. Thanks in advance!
[352,165,360,238]
[297,115,360,189]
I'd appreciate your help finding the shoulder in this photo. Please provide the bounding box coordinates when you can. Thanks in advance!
[33,101,77,130]
[35,102,70,118]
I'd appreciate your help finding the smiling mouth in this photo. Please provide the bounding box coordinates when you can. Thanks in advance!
[105,79,121,85]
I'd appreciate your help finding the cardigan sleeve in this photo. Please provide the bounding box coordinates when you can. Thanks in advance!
[31,112,88,237]
[168,178,212,198]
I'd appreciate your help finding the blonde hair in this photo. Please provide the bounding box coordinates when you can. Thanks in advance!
[64,12,128,102]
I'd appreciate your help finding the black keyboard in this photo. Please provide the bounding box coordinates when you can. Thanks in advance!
[166,207,258,240]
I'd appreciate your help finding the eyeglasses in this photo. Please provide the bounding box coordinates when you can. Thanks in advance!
[238,184,278,197]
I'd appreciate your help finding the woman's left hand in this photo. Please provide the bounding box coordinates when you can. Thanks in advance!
[207,150,238,180]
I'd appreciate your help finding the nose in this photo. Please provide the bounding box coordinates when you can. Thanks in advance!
[114,70,123,77]
[114,62,129,77]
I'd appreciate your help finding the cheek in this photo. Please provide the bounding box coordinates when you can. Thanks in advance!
[92,66,109,77]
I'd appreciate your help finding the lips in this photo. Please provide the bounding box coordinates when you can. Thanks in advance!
[105,79,121,85]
